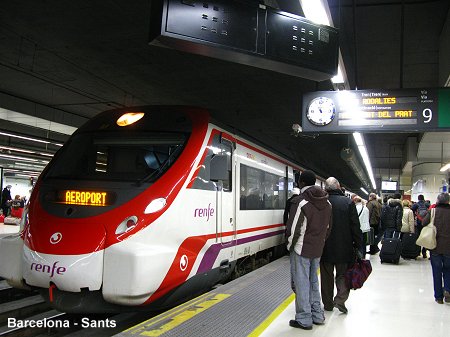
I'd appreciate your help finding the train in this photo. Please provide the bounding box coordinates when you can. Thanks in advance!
[0,105,315,313]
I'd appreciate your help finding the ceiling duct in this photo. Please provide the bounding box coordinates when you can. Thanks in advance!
[340,147,370,190]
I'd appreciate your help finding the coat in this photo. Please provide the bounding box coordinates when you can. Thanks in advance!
[422,203,450,255]
[321,189,363,263]
[285,185,332,258]
[380,198,403,232]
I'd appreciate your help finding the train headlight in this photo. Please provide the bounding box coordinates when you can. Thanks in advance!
[116,112,144,126]
[115,216,138,235]
[144,198,166,214]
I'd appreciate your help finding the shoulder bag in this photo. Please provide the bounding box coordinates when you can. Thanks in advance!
[345,254,372,290]
[416,208,437,250]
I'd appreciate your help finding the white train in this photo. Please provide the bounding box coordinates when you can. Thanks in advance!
[0,106,317,312]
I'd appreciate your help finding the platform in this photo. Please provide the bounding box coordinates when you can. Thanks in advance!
[117,253,449,337]
[0,224,20,235]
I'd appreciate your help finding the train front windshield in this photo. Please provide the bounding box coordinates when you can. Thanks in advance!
[44,132,187,183]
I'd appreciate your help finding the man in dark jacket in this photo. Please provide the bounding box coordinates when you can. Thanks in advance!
[1,185,12,216]
[367,193,381,254]
[380,193,403,239]
[286,170,332,330]
[422,193,450,304]
[320,177,362,314]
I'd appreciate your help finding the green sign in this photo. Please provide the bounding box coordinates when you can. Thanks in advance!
[302,88,450,132]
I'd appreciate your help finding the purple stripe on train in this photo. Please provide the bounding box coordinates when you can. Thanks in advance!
[196,230,285,274]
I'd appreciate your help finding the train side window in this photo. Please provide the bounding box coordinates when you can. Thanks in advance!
[240,164,284,210]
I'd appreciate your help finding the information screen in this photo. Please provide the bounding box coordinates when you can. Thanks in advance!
[381,181,397,191]
[302,88,450,132]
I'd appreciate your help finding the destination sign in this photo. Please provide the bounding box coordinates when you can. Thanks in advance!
[302,88,450,132]
[57,190,114,206]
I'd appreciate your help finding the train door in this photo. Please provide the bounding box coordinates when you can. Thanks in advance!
[210,137,236,247]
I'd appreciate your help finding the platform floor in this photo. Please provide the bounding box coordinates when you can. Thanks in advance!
[261,253,449,337]
[0,224,20,235]
[119,252,449,337]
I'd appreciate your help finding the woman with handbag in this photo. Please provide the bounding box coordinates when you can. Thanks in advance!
[421,192,450,304]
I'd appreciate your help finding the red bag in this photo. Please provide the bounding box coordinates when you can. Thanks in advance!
[345,258,372,290]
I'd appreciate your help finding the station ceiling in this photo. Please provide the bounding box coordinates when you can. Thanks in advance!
[0,0,449,194]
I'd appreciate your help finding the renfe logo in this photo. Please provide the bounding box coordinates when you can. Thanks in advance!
[31,261,66,278]
[194,203,215,221]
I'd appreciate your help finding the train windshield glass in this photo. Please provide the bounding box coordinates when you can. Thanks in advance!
[44,132,187,182]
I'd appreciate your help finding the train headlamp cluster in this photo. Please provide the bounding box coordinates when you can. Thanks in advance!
[116,112,145,126]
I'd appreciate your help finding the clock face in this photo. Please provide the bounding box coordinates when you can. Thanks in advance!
[306,97,336,126]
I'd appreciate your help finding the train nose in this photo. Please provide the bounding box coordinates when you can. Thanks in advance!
[22,224,106,292]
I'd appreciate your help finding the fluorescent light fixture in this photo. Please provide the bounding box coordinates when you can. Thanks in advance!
[440,163,450,172]
[0,153,49,164]
[0,107,77,135]
[299,0,331,25]
[0,145,54,158]
[0,131,63,146]
[353,132,364,146]
[331,66,345,84]
[353,132,377,190]
[360,187,368,195]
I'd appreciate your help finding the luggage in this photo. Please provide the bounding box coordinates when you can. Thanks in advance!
[401,232,421,259]
[380,232,402,264]
[364,228,375,245]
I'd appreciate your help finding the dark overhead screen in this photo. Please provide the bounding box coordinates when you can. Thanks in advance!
[149,0,339,81]
[302,88,450,132]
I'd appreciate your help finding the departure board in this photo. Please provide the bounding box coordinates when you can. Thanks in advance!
[302,88,450,132]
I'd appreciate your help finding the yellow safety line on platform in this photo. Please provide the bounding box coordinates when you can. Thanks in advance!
[125,292,210,334]
[126,293,230,336]
[247,293,295,337]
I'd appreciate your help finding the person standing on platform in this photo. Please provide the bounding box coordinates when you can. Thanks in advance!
[401,199,415,234]
[283,187,300,225]
[412,194,431,258]
[367,193,382,254]
[353,195,370,256]
[380,193,403,239]
[321,177,363,314]
[421,193,450,304]
[286,170,332,330]
[1,185,12,217]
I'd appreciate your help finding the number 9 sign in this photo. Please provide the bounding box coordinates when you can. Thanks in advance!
[423,108,432,123]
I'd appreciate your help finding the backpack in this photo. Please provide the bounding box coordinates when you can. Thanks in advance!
[415,203,428,222]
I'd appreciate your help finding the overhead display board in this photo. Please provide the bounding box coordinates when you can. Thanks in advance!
[302,88,450,132]
[149,0,339,81]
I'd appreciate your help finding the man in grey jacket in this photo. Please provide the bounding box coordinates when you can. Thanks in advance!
[286,170,332,330]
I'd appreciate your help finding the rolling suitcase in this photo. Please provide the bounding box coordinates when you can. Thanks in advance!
[380,232,402,264]
[401,232,421,259]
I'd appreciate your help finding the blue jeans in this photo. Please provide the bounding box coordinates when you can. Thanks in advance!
[430,253,450,300]
[290,253,324,326]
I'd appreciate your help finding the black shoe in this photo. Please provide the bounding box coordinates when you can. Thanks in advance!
[435,298,444,304]
[313,321,325,325]
[444,290,450,303]
[289,320,313,330]
[334,303,348,314]
[324,306,333,311]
